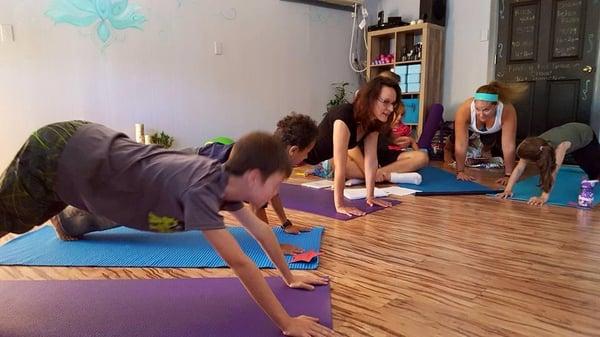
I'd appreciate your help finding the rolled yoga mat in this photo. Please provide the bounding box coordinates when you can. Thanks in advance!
[279,183,400,220]
[0,277,332,337]
[396,166,502,196]
[0,225,323,269]
[510,166,600,207]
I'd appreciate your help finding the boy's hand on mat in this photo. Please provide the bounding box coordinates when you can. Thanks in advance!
[280,243,304,255]
[528,195,547,206]
[456,172,475,181]
[284,224,312,235]
[495,176,510,186]
[496,190,513,199]
[335,205,365,217]
[367,197,391,208]
[282,315,339,337]
[287,274,330,290]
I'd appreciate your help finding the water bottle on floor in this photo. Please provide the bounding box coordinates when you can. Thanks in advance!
[578,180,597,209]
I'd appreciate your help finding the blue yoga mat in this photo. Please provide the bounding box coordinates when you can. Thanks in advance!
[0,225,323,269]
[510,166,600,207]
[397,166,501,195]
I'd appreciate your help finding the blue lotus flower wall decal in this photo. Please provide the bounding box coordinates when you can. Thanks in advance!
[46,0,146,45]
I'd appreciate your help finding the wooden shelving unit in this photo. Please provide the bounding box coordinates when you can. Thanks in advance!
[367,23,444,136]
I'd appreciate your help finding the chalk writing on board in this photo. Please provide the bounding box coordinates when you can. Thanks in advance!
[510,4,538,61]
[552,0,583,58]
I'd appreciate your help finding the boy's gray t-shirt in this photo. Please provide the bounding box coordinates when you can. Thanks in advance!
[55,123,243,231]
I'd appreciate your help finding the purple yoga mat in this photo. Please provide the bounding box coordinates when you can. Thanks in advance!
[279,183,400,220]
[0,277,331,337]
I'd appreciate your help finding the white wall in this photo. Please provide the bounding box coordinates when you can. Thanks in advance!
[442,0,492,116]
[377,0,420,23]
[0,0,359,168]
[375,0,493,120]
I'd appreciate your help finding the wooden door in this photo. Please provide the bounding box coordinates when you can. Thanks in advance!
[495,0,599,140]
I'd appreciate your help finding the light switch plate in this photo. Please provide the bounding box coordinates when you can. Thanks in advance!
[0,24,14,42]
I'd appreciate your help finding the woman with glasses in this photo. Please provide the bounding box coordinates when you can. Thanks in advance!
[347,71,429,184]
[305,76,398,217]
[444,81,524,185]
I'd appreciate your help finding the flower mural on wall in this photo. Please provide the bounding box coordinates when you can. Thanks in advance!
[46,0,146,46]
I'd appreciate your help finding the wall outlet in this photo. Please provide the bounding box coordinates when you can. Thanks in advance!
[213,41,223,55]
[480,28,489,42]
[0,24,14,43]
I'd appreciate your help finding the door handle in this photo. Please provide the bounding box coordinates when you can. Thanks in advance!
[582,65,593,73]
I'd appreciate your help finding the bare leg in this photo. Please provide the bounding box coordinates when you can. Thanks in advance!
[346,159,366,179]
[346,147,366,179]
[379,151,429,174]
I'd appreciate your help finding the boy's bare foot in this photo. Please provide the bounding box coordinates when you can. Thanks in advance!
[50,215,81,241]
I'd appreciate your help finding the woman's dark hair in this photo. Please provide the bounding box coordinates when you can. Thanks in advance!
[353,76,401,133]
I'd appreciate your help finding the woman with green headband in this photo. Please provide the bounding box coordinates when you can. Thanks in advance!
[445,81,525,185]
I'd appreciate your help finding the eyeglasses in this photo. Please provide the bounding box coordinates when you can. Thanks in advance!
[377,97,396,108]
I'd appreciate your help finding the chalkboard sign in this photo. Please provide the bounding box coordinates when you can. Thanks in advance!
[552,0,584,58]
[509,3,539,61]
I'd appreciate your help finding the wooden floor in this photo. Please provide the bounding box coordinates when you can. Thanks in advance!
[1,163,599,337]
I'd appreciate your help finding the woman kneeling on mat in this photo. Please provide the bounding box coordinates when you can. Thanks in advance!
[305,76,398,217]
[445,81,525,185]
[497,122,600,206]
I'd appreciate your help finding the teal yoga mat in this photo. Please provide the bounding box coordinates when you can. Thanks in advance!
[397,166,501,195]
[0,225,324,269]
[510,166,599,207]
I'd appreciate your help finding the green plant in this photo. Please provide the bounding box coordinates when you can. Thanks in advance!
[326,82,350,113]
[150,131,174,149]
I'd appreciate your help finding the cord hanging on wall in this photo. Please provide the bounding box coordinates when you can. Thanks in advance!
[349,3,368,73]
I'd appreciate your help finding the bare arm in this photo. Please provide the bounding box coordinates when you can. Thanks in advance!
[497,158,528,198]
[410,137,420,151]
[363,132,379,199]
[347,146,365,175]
[533,141,571,204]
[231,207,294,282]
[204,226,334,336]
[230,207,327,288]
[454,100,474,180]
[332,120,365,216]
[269,194,288,224]
[363,132,392,208]
[203,228,291,328]
[500,103,517,175]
